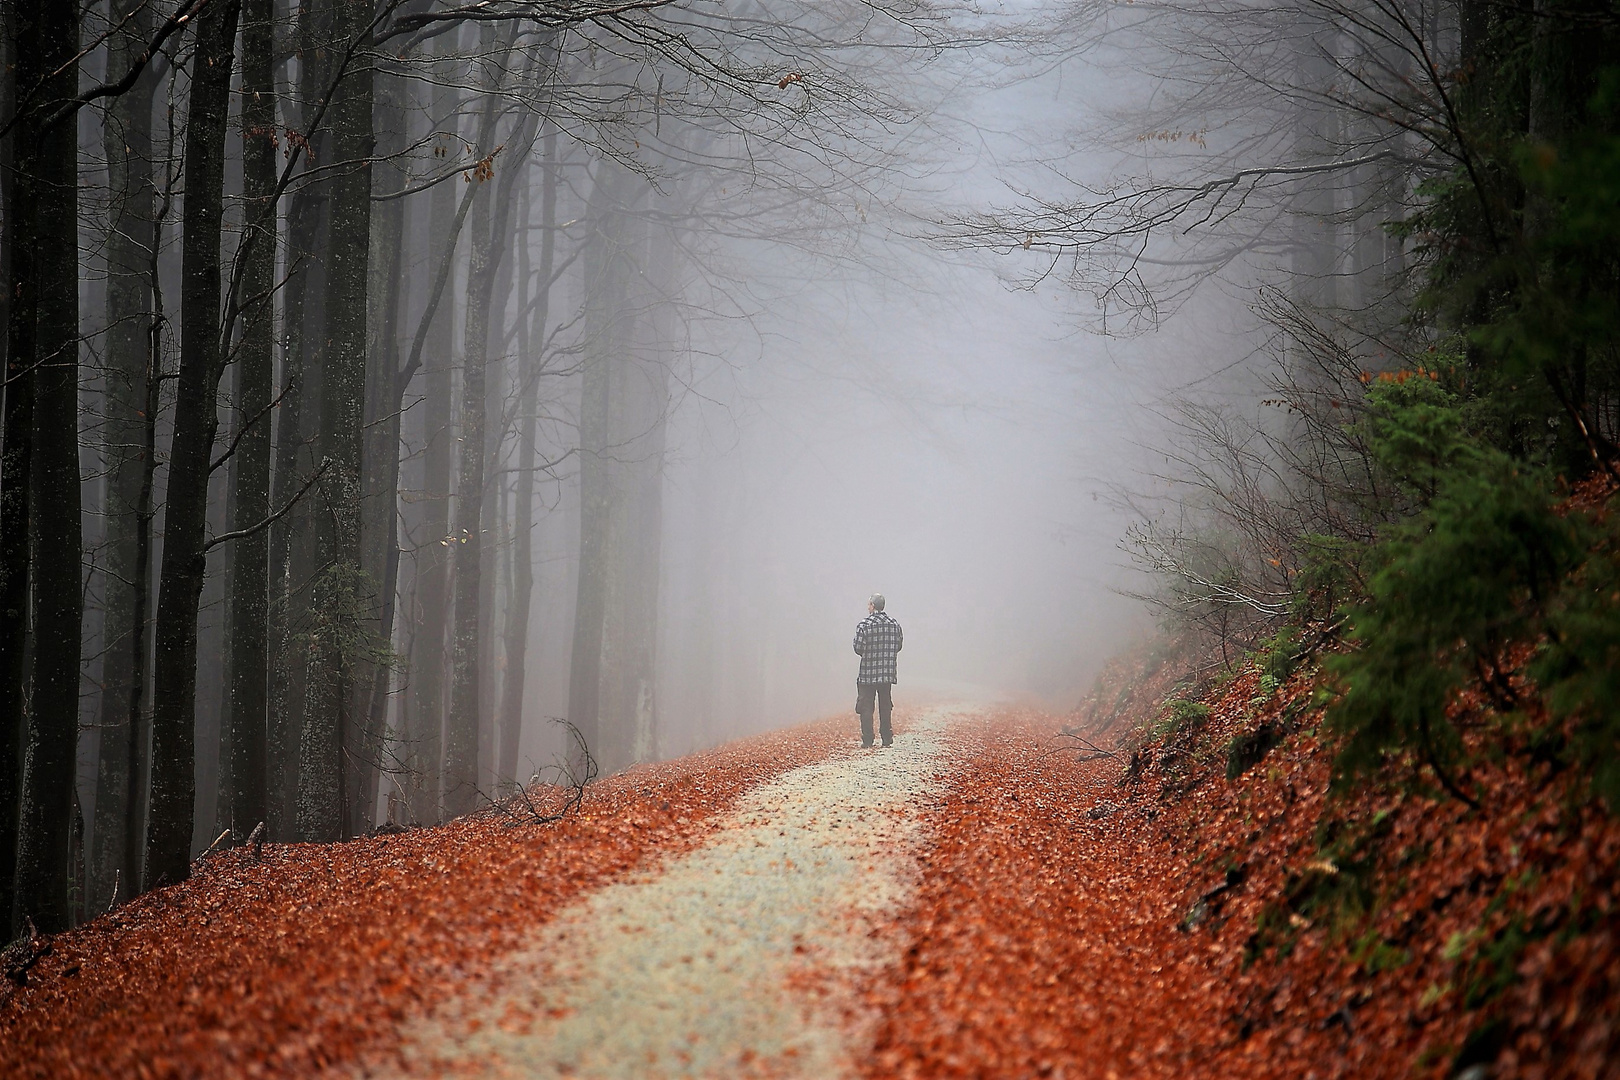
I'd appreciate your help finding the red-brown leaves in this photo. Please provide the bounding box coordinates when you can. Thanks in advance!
[864,710,1230,1080]
[863,689,1619,1080]
[0,719,849,1078]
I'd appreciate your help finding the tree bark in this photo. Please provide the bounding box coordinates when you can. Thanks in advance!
[266,0,330,843]
[12,0,83,933]
[406,32,461,826]
[222,0,277,841]
[498,132,558,787]
[568,157,637,775]
[298,0,373,842]
[357,49,409,835]
[445,41,535,816]
[146,0,242,887]
[0,0,34,936]
[445,75,499,820]
[92,0,158,912]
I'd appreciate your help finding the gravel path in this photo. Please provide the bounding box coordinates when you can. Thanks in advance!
[382,708,961,1079]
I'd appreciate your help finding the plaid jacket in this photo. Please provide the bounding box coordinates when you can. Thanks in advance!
[853,611,904,685]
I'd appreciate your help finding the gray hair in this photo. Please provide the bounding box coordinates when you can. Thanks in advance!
[868,593,886,611]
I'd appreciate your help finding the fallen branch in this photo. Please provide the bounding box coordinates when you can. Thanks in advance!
[485,719,599,827]
[1039,727,1120,765]
[194,829,232,864]
[2,918,51,986]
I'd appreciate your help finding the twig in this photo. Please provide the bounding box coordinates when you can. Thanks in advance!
[485,719,598,826]
[194,828,232,863]
[2,917,50,986]
[1,0,208,142]
[203,461,328,552]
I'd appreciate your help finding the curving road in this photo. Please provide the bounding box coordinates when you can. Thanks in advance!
[381,709,963,1078]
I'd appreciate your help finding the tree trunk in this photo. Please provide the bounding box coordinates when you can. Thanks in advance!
[444,79,500,820]
[498,133,558,787]
[358,52,409,834]
[12,0,83,933]
[92,0,158,912]
[623,227,674,765]
[222,0,277,841]
[146,0,242,887]
[266,0,330,843]
[406,33,461,826]
[0,0,34,936]
[299,0,373,842]
[445,44,535,816]
[568,157,637,774]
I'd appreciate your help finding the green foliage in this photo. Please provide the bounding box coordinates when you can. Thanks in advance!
[1350,929,1412,975]
[1225,722,1280,781]
[1155,698,1211,740]
[1256,626,1298,686]
[1531,511,1620,806]
[1406,63,1620,471]
[1292,533,1366,624]
[1358,372,1480,501]
[1328,382,1583,794]
[1327,378,1620,806]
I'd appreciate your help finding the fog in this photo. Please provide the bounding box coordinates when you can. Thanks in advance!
[20,0,1322,894]
[505,39,1253,770]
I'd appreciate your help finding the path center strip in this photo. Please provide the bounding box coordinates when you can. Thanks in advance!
[384,708,961,1079]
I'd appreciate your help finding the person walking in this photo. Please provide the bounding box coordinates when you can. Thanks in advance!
[852,593,903,748]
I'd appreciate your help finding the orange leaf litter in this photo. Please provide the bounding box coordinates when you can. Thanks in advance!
[862,701,1618,1080]
[0,719,848,1078]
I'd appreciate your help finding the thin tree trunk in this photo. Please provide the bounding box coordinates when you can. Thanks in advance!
[568,157,636,774]
[146,0,242,886]
[266,0,329,842]
[444,79,500,819]
[445,42,536,816]
[498,132,557,787]
[92,0,158,912]
[357,52,409,835]
[222,0,277,840]
[624,226,674,766]
[299,0,373,841]
[13,0,83,933]
[121,158,177,900]
[407,33,461,826]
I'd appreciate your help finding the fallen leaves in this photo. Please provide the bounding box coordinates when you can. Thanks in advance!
[0,718,850,1078]
[863,708,1226,1080]
[863,667,1619,1080]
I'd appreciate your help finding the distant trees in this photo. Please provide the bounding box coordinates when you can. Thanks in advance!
[0,0,951,934]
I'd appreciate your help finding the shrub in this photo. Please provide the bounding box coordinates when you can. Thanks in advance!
[1156,698,1212,740]
[1326,378,1620,806]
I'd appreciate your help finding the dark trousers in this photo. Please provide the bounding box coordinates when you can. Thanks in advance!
[856,682,893,746]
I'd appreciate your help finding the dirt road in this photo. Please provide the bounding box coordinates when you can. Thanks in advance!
[1,706,1257,1080]
[381,709,960,1078]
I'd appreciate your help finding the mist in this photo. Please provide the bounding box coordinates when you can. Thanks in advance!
[3,0,1322,917]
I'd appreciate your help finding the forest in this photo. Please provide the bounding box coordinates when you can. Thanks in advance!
[1,0,1618,1075]
[0,0,957,931]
